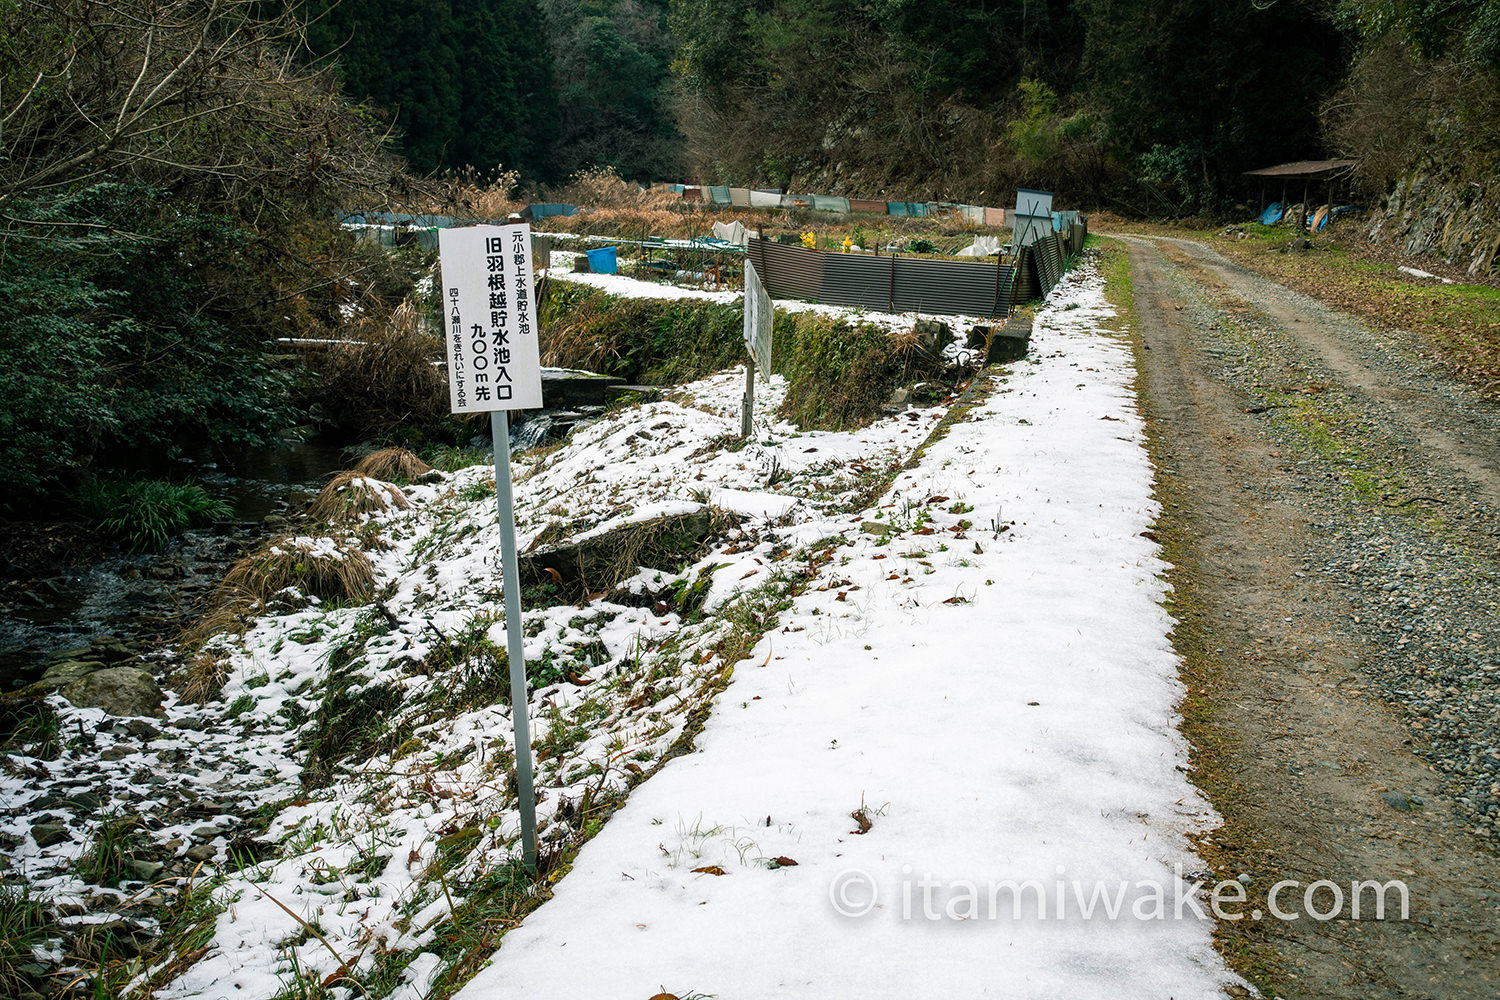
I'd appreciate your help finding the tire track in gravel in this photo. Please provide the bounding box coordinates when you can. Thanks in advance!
[1114,234,1500,999]
[1146,235,1500,503]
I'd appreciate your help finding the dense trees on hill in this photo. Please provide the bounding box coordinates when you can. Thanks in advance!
[293,0,1495,213]
[300,0,678,182]
[1077,0,1346,210]
[540,0,680,181]
[667,0,1350,208]
[1326,0,1500,191]
[301,0,560,178]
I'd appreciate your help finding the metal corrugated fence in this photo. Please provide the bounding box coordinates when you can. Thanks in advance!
[1014,221,1088,298]
[821,251,894,310]
[749,237,1014,319]
[749,238,825,302]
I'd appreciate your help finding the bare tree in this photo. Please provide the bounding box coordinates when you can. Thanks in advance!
[0,0,406,225]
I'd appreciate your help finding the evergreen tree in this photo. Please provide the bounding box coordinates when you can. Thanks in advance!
[541,0,682,180]
[303,0,561,178]
[1076,0,1347,210]
[305,0,464,172]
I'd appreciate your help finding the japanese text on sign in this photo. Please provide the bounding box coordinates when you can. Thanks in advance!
[438,224,543,412]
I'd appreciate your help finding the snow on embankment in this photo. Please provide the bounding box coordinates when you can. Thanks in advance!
[153,322,957,998]
[454,264,1239,998]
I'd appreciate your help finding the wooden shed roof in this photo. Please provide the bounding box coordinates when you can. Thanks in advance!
[1243,159,1355,180]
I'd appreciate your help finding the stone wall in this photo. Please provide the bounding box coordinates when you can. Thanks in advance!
[1368,168,1500,276]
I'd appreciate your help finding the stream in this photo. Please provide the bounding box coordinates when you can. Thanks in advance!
[0,440,349,692]
[0,411,595,693]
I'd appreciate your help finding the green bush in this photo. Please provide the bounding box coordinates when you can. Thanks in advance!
[75,478,232,553]
[541,282,745,384]
[775,313,947,430]
[0,183,298,511]
[541,285,950,430]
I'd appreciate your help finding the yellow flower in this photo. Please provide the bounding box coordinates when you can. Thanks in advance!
[800,231,817,249]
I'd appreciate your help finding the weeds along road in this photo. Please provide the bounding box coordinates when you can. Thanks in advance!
[1111,234,1500,998]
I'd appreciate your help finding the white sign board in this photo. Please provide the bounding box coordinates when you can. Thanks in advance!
[743,259,773,377]
[1015,188,1053,218]
[439,224,544,413]
[1012,188,1054,248]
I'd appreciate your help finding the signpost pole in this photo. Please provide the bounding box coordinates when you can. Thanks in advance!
[439,222,545,874]
[492,410,537,870]
[741,258,772,440]
[742,362,754,438]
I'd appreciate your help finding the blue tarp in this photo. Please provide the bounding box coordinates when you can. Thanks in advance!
[1259,202,1284,225]
[523,203,580,221]
[585,246,618,274]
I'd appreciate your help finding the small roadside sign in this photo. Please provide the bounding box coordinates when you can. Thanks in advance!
[741,259,773,436]
[438,223,542,871]
[743,259,773,378]
[1012,188,1054,248]
[439,224,543,413]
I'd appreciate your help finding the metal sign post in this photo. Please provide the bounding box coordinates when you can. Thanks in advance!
[439,223,544,871]
[742,259,773,438]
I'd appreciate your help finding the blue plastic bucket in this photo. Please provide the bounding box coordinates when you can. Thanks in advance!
[585,246,618,274]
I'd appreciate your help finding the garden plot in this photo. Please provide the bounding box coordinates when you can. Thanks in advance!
[547,249,950,331]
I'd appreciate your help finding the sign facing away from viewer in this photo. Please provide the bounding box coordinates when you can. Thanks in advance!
[743,259,773,378]
[1011,188,1054,248]
[439,224,543,413]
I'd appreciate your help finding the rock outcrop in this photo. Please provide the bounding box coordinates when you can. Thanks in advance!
[1369,168,1500,277]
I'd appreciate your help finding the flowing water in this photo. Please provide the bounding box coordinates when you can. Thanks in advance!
[0,440,350,691]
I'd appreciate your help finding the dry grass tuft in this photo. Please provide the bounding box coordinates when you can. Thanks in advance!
[353,447,432,483]
[543,167,686,236]
[307,298,448,440]
[218,535,376,607]
[558,166,675,210]
[408,165,523,220]
[307,472,411,528]
[173,653,230,705]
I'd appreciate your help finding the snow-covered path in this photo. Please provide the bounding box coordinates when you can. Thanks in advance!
[455,269,1237,997]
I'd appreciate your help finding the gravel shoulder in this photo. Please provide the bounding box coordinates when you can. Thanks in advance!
[1109,234,1500,998]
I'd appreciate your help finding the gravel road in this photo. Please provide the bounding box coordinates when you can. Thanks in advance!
[1115,234,1500,999]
